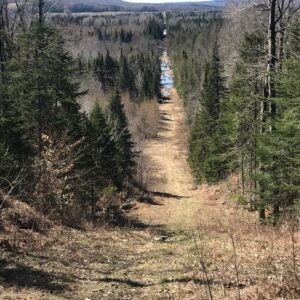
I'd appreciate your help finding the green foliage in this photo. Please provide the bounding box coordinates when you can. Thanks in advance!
[229,193,248,206]
[145,17,164,40]
[256,59,300,212]
[189,45,229,183]
[94,50,119,90]
[11,24,84,142]
[89,102,117,186]
[0,23,85,194]
[108,90,136,186]
[168,12,223,118]
[93,49,161,100]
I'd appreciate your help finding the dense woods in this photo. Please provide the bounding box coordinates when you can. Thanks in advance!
[1,1,300,299]
[0,3,164,225]
[168,7,300,223]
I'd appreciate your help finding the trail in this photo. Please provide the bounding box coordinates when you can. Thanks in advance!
[2,51,296,300]
[137,55,203,232]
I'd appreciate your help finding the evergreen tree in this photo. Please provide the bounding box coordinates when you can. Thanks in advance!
[84,102,117,216]
[224,31,265,207]
[118,51,135,94]
[202,45,226,120]
[189,45,227,183]
[257,59,300,221]
[10,24,84,156]
[89,102,116,185]
[145,18,164,40]
[108,90,136,186]
[103,50,118,89]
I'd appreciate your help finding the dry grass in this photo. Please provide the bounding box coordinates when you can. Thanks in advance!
[0,59,299,300]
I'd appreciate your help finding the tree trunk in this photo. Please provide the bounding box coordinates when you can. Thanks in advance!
[38,0,44,25]
[278,17,286,70]
[0,0,5,80]
[259,0,277,221]
[267,0,277,109]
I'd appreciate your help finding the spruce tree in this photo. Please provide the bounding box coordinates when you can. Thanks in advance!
[89,102,116,185]
[189,45,227,183]
[108,90,135,187]
[84,102,117,216]
[118,51,135,94]
[10,23,84,156]
[257,59,300,221]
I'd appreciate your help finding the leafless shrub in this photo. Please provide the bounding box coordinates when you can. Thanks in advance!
[193,228,214,300]
[32,132,85,226]
[217,220,241,300]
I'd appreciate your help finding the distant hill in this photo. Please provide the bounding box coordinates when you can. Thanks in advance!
[49,0,225,13]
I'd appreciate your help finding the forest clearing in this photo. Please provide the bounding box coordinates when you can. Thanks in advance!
[1,52,299,299]
[1,0,300,299]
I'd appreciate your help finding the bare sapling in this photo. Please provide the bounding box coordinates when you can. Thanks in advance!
[218,220,241,300]
[287,215,299,283]
[193,228,213,300]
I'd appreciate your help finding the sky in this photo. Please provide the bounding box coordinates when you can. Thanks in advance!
[123,0,211,3]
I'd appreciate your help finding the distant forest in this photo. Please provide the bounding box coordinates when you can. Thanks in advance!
[45,0,222,13]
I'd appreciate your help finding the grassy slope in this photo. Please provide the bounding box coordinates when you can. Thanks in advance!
[1,55,300,300]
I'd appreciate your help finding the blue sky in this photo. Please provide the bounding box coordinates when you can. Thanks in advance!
[123,0,211,3]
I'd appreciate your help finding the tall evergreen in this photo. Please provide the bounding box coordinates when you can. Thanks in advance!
[83,102,117,217]
[10,24,84,157]
[145,18,164,40]
[189,45,227,183]
[202,44,226,120]
[89,102,116,186]
[118,51,135,94]
[257,59,300,221]
[108,90,136,186]
[225,31,265,206]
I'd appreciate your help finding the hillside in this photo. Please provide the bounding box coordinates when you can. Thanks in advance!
[1,2,300,299]
[49,0,223,13]
[1,52,299,299]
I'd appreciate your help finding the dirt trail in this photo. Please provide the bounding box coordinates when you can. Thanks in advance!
[137,87,202,231]
[2,56,298,300]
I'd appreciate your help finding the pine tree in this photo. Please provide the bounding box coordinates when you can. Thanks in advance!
[107,90,136,187]
[118,51,135,94]
[202,45,226,120]
[223,31,265,209]
[257,59,300,221]
[145,18,164,40]
[10,24,84,156]
[189,45,227,183]
[84,102,117,217]
[104,50,118,89]
[89,102,116,185]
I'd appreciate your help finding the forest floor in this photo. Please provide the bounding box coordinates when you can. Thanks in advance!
[1,66,300,300]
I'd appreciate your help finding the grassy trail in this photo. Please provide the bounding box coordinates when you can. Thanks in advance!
[1,56,299,300]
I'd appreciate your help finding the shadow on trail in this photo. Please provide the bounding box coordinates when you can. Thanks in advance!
[96,276,247,290]
[0,259,72,293]
[98,277,148,288]
[109,210,165,231]
[162,277,246,289]
[139,195,163,205]
[149,191,188,200]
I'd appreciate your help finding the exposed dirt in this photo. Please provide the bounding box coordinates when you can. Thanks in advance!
[1,62,299,300]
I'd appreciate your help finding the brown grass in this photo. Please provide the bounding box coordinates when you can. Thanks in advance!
[1,58,299,300]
